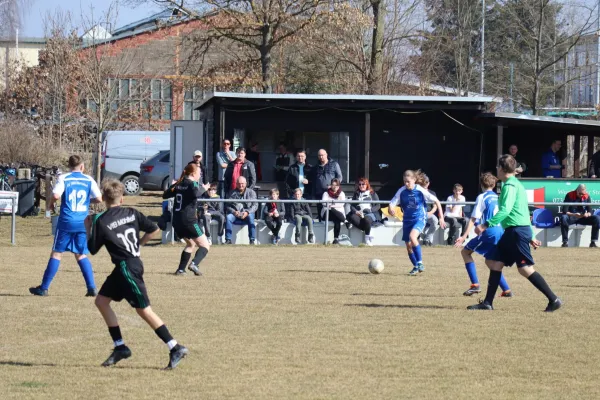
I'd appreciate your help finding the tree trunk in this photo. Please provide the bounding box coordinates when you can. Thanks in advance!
[95,102,103,184]
[532,0,545,115]
[367,0,385,95]
[261,25,273,94]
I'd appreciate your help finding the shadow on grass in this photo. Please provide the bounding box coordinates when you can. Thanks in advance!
[561,275,600,278]
[563,284,600,289]
[349,292,456,298]
[283,269,371,275]
[0,360,162,371]
[135,203,162,208]
[344,303,455,310]
[0,293,29,297]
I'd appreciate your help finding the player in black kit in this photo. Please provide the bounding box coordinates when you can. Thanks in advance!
[163,163,211,275]
[86,179,188,369]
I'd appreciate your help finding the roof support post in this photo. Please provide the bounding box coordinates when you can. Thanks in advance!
[364,112,371,179]
[574,135,581,178]
[496,124,503,161]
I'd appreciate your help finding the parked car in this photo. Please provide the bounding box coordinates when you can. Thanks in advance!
[140,150,170,192]
[100,130,169,195]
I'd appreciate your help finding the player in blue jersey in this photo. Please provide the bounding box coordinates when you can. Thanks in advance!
[29,155,102,296]
[389,170,446,275]
[454,173,512,297]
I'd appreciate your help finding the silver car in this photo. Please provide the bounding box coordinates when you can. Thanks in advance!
[139,150,170,192]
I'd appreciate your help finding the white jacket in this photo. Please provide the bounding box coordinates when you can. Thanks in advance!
[321,191,346,217]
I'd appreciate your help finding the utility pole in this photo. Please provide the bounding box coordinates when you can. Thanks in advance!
[596,0,600,106]
[480,0,485,95]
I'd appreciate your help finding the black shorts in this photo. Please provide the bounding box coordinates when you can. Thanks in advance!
[173,221,203,239]
[99,258,150,309]
[487,226,535,268]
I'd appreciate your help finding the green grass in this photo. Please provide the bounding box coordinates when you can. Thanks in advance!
[1,194,599,399]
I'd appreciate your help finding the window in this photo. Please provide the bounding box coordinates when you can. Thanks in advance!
[160,153,170,163]
[150,79,172,120]
[183,87,205,120]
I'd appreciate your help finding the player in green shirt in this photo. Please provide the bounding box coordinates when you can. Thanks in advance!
[467,155,562,312]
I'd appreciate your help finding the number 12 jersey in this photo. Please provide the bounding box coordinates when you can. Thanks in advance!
[53,171,101,232]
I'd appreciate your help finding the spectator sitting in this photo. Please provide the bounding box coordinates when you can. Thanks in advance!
[312,149,343,221]
[289,188,315,244]
[321,178,346,245]
[225,176,258,245]
[542,139,564,178]
[419,174,438,246]
[198,183,225,245]
[285,149,312,199]
[444,183,467,245]
[560,184,600,248]
[263,188,285,245]
[347,177,380,246]
[224,147,256,197]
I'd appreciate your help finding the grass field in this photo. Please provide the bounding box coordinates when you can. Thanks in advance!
[1,194,600,399]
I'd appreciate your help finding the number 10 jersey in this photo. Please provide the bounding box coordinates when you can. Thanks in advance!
[88,206,158,264]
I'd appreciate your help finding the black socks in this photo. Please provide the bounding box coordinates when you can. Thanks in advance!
[484,270,502,305]
[192,247,209,265]
[178,251,192,272]
[109,326,125,348]
[527,272,558,302]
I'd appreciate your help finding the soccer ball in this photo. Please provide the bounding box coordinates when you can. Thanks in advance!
[368,259,384,274]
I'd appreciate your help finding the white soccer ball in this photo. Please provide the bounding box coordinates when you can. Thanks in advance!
[368,259,384,274]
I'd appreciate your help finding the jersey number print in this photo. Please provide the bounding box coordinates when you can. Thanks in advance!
[117,228,141,257]
[68,189,88,212]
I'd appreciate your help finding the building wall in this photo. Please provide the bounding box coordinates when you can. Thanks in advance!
[0,41,45,90]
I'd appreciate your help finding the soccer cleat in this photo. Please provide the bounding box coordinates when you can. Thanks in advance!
[102,346,132,367]
[85,288,98,297]
[165,345,189,370]
[500,290,513,298]
[467,301,493,310]
[29,286,48,296]
[561,242,568,248]
[408,267,420,276]
[175,269,187,276]
[463,285,481,296]
[308,233,315,244]
[187,263,202,276]
[590,242,597,248]
[544,297,563,312]
[417,262,425,273]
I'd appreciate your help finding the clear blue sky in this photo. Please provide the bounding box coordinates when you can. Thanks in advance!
[21,0,161,37]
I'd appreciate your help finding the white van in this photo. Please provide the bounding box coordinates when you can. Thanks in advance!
[101,131,169,195]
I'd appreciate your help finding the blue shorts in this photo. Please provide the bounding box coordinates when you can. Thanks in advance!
[486,226,534,267]
[53,230,89,254]
[465,228,503,258]
[403,219,426,242]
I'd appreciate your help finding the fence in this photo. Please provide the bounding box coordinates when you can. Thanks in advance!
[166,197,595,245]
[0,193,18,245]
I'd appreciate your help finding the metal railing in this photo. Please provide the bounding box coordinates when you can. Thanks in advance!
[0,193,18,245]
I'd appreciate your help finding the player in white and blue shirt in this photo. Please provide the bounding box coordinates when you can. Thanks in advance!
[29,155,102,297]
[389,170,445,276]
[454,173,511,297]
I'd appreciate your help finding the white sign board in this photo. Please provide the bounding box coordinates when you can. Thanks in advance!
[0,191,19,213]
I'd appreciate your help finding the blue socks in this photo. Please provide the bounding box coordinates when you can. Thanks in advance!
[499,274,510,292]
[465,262,479,285]
[413,245,423,263]
[77,257,96,290]
[408,252,417,266]
[41,258,61,290]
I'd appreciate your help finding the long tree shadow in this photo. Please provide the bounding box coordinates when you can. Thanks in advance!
[0,293,29,297]
[560,275,600,278]
[350,293,456,298]
[0,360,57,367]
[283,269,371,275]
[135,203,162,208]
[563,284,600,289]
[344,303,456,310]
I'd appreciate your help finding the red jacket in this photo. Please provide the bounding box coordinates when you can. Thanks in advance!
[563,190,591,214]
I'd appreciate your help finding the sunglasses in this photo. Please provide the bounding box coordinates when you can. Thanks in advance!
[359,183,367,186]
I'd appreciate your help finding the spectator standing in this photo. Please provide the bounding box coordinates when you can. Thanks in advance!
[444,183,467,245]
[246,142,262,181]
[225,176,258,245]
[312,149,343,220]
[559,184,600,248]
[263,188,285,244]
[224,147,256,196]
[188,150,208,185]
[321,178,346,244]
[199,183,225,245]
[285,149,312,199]
[508,144,526,177]
[289,188,315,244]
[216,139,236,198]
[589,149,600,178]
[274,142,294,195]
[541,140,564,178]
[420,174,438,246]
[347,178,380,246]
